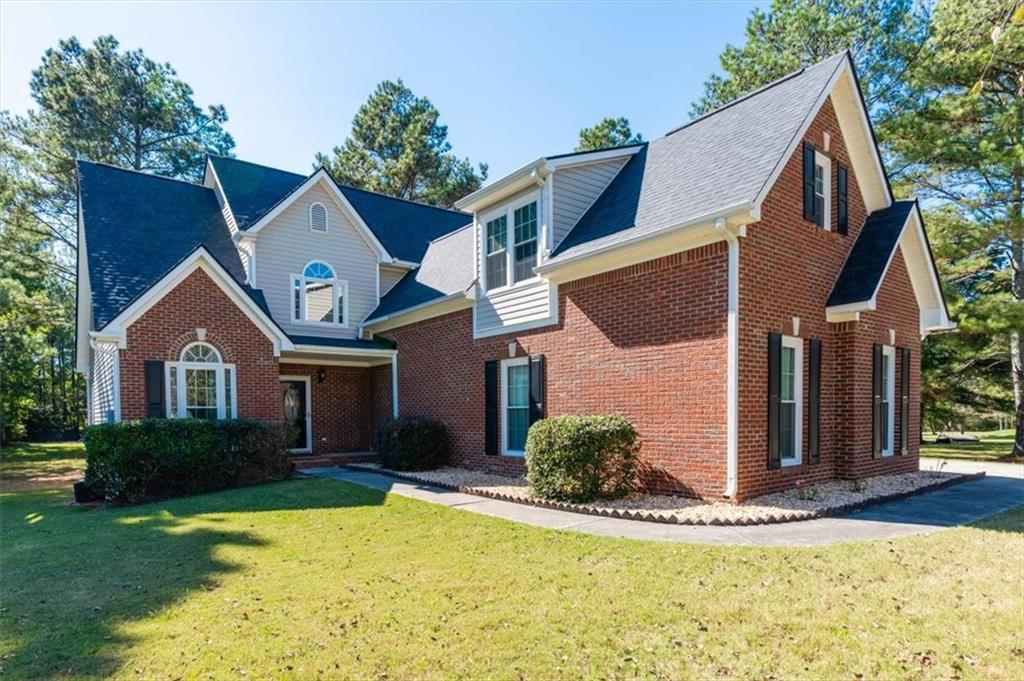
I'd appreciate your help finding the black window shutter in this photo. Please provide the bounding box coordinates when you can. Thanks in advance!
[900,348,911,455]
[145,360,165,418]
[484,361,498,456]
[767,331,782,469]
[837,165,849,235]
[802,142,816,222]
[528,355,545,425]
[808,339,821,464]
[872,344,882,458]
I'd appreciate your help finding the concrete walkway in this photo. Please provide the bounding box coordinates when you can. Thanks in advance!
[301,461,1024,546]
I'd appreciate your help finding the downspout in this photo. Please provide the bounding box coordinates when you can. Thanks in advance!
[716,217,740,498]
[391,353,399,419]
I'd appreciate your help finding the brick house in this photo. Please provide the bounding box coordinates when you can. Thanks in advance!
[76,52,952,500]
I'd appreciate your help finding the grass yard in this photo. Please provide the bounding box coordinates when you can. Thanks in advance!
[1,443,1023,679]
[921,429,1020,463]
[0,441,86,492]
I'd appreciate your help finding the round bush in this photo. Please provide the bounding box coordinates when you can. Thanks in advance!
[525,414,640,503]
[375,417,449,471]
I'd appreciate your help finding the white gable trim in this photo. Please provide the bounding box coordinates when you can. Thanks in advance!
[752,54,893,216]
[96,247,294,355]
[243,169,392,261]
[825,204,953,335]
[203,158,240,234]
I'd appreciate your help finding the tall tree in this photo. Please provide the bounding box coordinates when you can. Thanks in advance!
[690,0,929,155]
[887,0,1023,452]
[576,117,643,152]
[0,35,235,441]
[316,80,486,208]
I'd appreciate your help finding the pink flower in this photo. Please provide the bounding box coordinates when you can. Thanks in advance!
[795,478,806,487]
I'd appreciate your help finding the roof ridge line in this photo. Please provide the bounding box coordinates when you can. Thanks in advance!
[334,178,470,217]
[664,51,849,137]
[78,158,208,189]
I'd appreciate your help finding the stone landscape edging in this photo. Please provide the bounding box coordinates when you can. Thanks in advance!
[340,465,985,526]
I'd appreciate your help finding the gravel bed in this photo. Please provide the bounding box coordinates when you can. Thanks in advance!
[348,464,973,525]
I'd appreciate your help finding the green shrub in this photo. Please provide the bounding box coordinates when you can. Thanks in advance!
[83,419,294,504]
[375,417,449,471]
[525,414,640,503]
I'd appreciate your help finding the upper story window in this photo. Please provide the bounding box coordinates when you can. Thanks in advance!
[292,261,348,326]
[802,143,831,231]
[166,342,236,420]
[482,194,539,291]
[309,202,328,232]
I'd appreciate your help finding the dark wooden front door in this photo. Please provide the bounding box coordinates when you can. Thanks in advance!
[281,379,309,451]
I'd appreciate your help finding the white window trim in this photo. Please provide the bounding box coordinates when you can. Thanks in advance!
[881,345,896,457]
[480,190,541,294]
[309,201,329,233]
[165,344,237,420]
[781,335,803,467]
[280,375,313,453]
[814,151,832,231]
[500,356,530,457]
[290,262,350,328]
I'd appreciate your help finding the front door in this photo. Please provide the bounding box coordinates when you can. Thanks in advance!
[280,377,310,452]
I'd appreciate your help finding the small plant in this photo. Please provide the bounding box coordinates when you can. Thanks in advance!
[928,459,948,478]
[794,478,820,501]
[375,417,450,471]
[525,414,640,503]
[849,478,868,494]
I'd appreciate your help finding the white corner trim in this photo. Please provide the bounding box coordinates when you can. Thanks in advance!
[391,354,399,419]
[205,158,240,231]
[97,247,293,356]
[244,169,391,259]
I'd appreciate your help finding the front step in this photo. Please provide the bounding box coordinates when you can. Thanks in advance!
[291,452,379,468]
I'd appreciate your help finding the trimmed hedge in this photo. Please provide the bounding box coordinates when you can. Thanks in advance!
[83,419,294,504]
[375,417,450,471]
[525,414,640,503]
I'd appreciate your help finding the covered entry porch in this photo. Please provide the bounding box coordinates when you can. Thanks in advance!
[279,336,397,457]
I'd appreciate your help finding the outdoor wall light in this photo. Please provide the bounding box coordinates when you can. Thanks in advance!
[317,368,326,383]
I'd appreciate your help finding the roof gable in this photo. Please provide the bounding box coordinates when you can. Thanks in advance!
[78,160,248,328]
[207,156,306,230]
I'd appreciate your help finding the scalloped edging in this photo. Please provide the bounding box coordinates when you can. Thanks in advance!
[341,465,986,526]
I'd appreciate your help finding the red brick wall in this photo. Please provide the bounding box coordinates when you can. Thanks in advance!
[736,97,920,498]
[278,363,373,453]
[120,268,280,422]
[383,245,729,496]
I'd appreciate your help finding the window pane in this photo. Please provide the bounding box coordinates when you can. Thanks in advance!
[513,202,537,244]
[781,347,795,401]
[185,368,218,420]
[507,365,529,407]
[486,216,507,254]
[182,343,219,363]
[168,368,178,418]
[305,280,335,322]
[303,261,334,279]
[293,278,301,319]
[507,408,529,452]
[336,287,345,325]
[514,240,538,283]
[506,364,530,452]
[224,367,233,417]
[486,252,507,290]
[814,164,824,195]
[780,403,796,459]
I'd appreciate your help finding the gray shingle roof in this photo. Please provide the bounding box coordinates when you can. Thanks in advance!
[366,224,476,321]
[208,156,471,263]
[78,161,264,329]
[551,52,849,263]
[827,201,915,307]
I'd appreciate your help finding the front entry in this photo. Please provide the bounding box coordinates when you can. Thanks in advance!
[280,376,311,452]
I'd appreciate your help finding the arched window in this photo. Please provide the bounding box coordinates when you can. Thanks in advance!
[291,261,348,326]
[309,202,328,232]
[166,342,236,420]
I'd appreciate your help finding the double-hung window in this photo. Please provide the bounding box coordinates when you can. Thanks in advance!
[779,336,803,466]
[166,342,237,420]
[813,151,831,230]
[483,195,540,290]
[291,261,348,326]
[501,357,530,456]
[880,345,895,456]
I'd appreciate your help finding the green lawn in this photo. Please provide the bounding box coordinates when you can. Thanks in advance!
[0,441,86,492]
[921,429,1020,463]
[1,443,1023,679]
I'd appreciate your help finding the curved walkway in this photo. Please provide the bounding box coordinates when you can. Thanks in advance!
[302,459,1024,546]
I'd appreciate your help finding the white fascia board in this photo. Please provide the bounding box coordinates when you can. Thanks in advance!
[535,201,755,278]
[244,169,392,260]
[454,146,643,212]
[204,158,238,221]
[288,344,396,358]
[97,247,293,356]
[361,290,474,333]
[751,56,892,215]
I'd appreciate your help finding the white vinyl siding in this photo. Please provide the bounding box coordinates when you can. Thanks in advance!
[379,264,408,296]
[551,158,628,248]
[474,278,555,337]
[89,341,119,424]
[251,182,378,339]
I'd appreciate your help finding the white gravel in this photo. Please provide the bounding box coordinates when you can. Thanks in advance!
[350,464,965,525]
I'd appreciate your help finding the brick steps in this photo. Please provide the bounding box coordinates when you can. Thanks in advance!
[292,452,379,468]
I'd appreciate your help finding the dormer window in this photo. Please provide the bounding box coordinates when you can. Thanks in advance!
[482,194,539,291]
[291,260,348,326]
[309,202,328,232]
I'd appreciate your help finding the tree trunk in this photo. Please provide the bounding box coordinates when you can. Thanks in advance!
[1014,331,1024,456]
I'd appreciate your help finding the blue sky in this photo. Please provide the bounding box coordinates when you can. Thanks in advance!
[1,1,763,180]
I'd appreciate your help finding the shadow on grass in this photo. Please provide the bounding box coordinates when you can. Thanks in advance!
[0,478,385,679]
